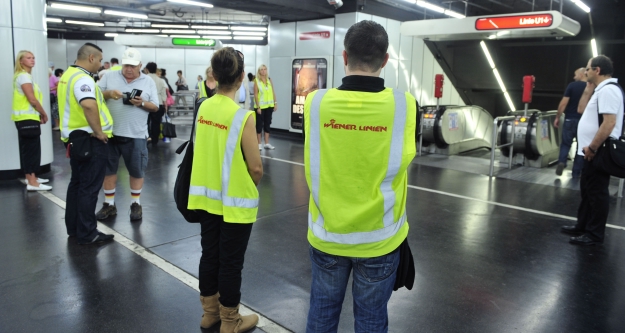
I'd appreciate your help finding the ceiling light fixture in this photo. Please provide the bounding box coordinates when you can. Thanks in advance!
[196,30,232,35]
[191,25,228,30]
[104,33,118,37]
[591,38,598,57]
[125,28,160,33]
[415,1,445,13]
[232,31,266,36]
[230,26,268,31]
[152,24,190,28]
[202,35,232,40]
[570,0,591,13]
[161,29,197,34]
[480,41,516,111]
[444,9,465,18]
[66,20,105,27]
[169,35,201,38]
[103,10,148,20]
[46,18,63,23]
[167,0,214,8]
[50,2,101,13]
[233,36,264,40]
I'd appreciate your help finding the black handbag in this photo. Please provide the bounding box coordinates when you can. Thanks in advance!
[173,97,207,223]
[162,119,177,138]
[68,130,93,161]
[15,120,41,138]
[592,82,625,178]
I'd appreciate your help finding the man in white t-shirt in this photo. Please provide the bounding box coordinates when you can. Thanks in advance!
[562,55,624,246]
[96,48,160,222]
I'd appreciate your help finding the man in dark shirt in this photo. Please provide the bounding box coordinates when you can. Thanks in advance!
[554,67,587,177]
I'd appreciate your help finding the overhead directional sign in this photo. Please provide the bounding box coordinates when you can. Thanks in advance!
[476,14,553,30]
[114,35,223,49]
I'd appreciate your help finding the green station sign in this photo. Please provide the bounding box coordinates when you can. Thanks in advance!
[171,38,217,47]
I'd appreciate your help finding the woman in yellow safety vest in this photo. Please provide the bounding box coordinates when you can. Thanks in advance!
[188,47,263,333]
[253,64,278,150]
[197,66,217,100]
[12,50,51,191]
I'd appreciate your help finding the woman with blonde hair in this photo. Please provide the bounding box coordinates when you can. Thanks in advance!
[12,50,51,191]
[189,47,262,332]
[253,64,277,150]
[197,66,217,100]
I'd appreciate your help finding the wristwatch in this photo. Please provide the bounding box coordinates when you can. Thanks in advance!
[141,101,145,108]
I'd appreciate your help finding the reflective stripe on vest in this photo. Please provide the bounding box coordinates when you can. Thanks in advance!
[60,69,113,140]
[255,78,274,108]
[198,80,208,99]
[307,89,408,244]
[188,108,259,209]
[12,72,42,121]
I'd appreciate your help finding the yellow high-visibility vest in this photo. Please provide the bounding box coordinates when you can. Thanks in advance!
[188,94,259,223]
[109,65,122,71]
[57,66,114,142]
[304,87,417,257]
[12,71,42,122]
[255,78,274,109]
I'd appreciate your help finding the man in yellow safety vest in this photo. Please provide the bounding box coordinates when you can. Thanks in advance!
[304,20,417,332]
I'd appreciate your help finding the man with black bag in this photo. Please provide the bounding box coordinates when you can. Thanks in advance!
[58,43,115,244]
[561,55,624,246]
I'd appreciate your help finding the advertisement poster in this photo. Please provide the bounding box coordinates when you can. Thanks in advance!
[291,58,328,130]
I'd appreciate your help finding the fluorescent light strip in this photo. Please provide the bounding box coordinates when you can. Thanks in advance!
[444,9,465,18]
[591,38,598,57]
[46,18,63,23]
[481,40,515,111]
[103,10,148,20]
[66,20,105,27]
[231,26,268,31]
[152,24,189,28]
[504,92,516,111]
[416,1,445,13]
[161,29,197,34]
[480,41,496,69]
[104,33,118,37]
[125,28,160,33]
[493,69,507,92]
[233,36,264,40]
[170,35,201,38]
[167,0,214,8]
[157,35,169,37]
[203,35,232,40]
[232,31,266,36]
[196,30,231,35]
[191,25,228,30]
[571,0,591,13]
[50,2,101,13]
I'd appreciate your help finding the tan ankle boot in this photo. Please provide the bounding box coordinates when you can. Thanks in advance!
[219,303,259,333]
[200,293,220,329]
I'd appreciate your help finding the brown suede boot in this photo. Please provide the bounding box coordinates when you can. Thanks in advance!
[219,303,259,333]
[200,293,220,329]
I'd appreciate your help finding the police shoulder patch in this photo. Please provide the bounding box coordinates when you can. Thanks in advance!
[80,84,92,92]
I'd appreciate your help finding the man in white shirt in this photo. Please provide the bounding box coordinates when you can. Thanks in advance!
[95,48,160,221]
[562,55,624,245]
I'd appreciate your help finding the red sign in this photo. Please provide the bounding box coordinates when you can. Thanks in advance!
[299,31,331,40]
[475,14,553,30]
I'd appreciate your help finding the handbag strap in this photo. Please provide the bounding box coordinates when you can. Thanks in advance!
[596,82,625,140]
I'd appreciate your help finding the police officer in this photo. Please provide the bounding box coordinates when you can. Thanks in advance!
[187,48,262,332]
[304,20,417,332]
[58,43,114,245]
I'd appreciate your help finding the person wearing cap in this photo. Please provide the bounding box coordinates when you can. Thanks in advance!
[96,48,160,222]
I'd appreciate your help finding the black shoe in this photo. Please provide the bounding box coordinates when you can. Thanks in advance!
[561,225,584,235]
[555,163,565,176]
[130,202,142,221]
[78,232,114,245]
[96,203,117,220]
[569,234,602,246]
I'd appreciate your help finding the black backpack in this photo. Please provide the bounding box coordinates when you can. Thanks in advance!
[173,97,207,223]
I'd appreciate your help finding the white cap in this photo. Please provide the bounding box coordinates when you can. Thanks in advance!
[122,48,141,66]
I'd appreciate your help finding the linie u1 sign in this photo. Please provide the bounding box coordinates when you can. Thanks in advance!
[299,31,331,40]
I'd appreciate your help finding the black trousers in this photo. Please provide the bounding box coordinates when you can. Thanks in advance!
[148,105,165,145]
[576,159,611,241]
[65,138,108,242]
[15,121,41,174]
[199,210,253,307]
[256,107,274,134]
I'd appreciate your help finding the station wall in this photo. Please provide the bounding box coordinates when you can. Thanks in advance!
[268,12,465,131]
[47,39,269,88]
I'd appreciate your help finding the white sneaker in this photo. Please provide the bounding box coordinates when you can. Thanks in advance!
[259,144,263,151]
[37,178,49,184]
[264,144,275,150]
[27,184,52,191]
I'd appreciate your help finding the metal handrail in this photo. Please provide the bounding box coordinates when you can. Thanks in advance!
[489,115,517,178]
[418,111,425,156]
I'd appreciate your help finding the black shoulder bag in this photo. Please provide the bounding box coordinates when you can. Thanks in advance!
[173,97,207,223]
[592,82,625,178]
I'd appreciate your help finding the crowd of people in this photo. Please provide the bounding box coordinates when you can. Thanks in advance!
[10,19,623,333]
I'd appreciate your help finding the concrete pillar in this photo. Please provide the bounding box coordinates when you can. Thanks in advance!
[0,0,53,180]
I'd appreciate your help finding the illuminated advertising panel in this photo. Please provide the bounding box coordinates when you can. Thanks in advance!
[475,14,553,30]
[291,58,328,130]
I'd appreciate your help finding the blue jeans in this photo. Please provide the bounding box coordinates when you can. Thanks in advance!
[306,246,400,333]
[558,118,583,176]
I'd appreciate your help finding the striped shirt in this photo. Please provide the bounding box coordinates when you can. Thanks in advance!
[97,71,159,139]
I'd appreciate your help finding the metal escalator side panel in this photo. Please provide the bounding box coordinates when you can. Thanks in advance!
[524,111,541,160]
[433,107,449,149]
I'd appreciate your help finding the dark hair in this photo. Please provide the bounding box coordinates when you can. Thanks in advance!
[344,20,388,72]
[177,70,182,74]
[111,57,119,64]
[54,68,63,77]
[211,47,244,92]
[161,68,167,76]
[77,43,102,59]
[247,72,254,81]
[146,62,158,73]
[591,55,614,76]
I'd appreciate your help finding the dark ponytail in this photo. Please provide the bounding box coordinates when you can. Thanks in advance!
[211,47,244,92]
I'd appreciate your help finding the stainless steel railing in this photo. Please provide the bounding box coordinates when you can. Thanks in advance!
[489,116,517,178]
